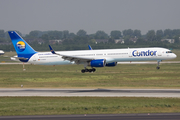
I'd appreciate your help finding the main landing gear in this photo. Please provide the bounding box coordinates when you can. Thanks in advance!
[81,68,96,73]
[156,60,161,70]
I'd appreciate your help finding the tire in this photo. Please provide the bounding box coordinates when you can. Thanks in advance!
[156,66,160,69]
[81,69,85,73]
[89,69,92,72]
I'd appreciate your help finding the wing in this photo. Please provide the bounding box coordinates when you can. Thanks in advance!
[60,53,94,62]
[48,45,94,64]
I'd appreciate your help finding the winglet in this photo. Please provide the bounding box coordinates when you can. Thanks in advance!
[88,45,93,50]
[49,45,56,54]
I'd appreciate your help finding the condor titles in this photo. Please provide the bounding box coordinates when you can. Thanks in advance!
[132,50,157,57]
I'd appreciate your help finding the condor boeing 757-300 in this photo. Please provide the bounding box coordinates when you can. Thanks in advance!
[8,31,177,73]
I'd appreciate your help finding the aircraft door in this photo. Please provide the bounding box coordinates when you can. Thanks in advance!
[129,50,133,57]
[32,54,37,62]
[157,51,162,56]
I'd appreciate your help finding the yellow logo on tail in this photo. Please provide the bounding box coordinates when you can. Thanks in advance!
[16,41,26,52]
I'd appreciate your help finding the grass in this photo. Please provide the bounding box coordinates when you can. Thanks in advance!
[0,63,180,88]
[0,97,180,116]
[0,50,180,88]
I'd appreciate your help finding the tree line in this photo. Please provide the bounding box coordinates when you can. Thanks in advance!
[0,29,180,51]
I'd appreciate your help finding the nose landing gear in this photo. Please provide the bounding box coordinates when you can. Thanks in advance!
[156,60,161,70]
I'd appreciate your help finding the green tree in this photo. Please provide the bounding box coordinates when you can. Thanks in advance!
[174,36,180,44]
[94,31,108,39]
[110,30,122,39]
[164,29,172,38]
[0,30,5,38]
[156,30,163,41]
[41,34,49,43]
[69,33,76,38]
[0,38,6,42]
[47,31,63,40]
[123,35,131,44]
[29,30,39,38]
[77,29,87,37]
[133,29,141,37]
[123,29,133,37]
[136,37,146,44]
[63,30,69,39]
[172,29,180,37]
[146,30,156,41]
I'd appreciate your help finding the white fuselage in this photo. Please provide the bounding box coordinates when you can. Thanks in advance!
[28,47,177,65]
[0,50,4,55]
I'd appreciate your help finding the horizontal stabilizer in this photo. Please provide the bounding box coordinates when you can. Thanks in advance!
[11,56,28,60]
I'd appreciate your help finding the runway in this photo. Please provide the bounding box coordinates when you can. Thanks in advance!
[1,113,180,120]
[0,88,180,97]
[1,61,180,64]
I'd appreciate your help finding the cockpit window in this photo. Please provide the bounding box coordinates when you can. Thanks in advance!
[166,51,172,53]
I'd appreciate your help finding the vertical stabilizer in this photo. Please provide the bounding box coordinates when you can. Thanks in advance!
[8,31,37,62]
[88,45,93,50]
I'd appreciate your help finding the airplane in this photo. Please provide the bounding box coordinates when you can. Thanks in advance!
[8,31,177,73]
[0,50,5,55]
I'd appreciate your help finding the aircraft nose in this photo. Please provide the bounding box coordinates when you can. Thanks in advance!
[173,53,177,58]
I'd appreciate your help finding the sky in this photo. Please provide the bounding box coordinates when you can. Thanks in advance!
[0,0,180,35]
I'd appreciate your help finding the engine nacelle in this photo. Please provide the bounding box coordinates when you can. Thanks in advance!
[105,62,117,67]
[89,59,106,67]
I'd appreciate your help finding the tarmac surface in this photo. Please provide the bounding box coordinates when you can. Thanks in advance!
[1,113,180,120]
[0,88,180,97]
[1,61,180,64]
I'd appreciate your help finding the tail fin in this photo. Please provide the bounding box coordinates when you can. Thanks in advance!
[88,45,93,50]
[8,31,37,62]
[49,45,56,54]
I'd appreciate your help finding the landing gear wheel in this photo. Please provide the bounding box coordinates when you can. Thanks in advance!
[92,68,96,72]
[156,66,160,69]
[81,68,96,73]
[88,69,92,72]
[81,69,85,73]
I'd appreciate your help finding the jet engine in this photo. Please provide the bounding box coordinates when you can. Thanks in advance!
[89,59,106,67]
